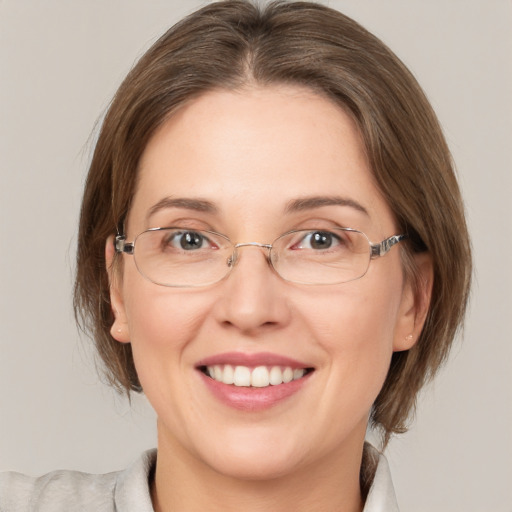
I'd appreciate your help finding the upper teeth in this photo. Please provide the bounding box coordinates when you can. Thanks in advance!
[206,365,306,387]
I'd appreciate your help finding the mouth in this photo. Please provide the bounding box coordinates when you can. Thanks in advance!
[199,364,314,388]
[195,352,315,410]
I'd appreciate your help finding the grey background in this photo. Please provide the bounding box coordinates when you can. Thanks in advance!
[1,1,511,511]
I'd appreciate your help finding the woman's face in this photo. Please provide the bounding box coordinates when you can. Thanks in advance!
[109,85,419,480]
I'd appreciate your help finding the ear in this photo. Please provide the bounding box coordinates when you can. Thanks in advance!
[106,235,131,343]
[393,252,433,352]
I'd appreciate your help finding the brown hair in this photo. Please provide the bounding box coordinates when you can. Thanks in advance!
[74,0,471,444]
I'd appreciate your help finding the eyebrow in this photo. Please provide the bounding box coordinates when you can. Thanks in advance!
[147,197,218,219]
[285,196,369,216]
[146,194,369,220]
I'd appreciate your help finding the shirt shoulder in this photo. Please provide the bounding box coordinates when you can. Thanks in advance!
[0,449,156,512]
[0,468,118,512]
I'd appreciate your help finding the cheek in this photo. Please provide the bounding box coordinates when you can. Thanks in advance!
[303,279,401,347]
[302,279,402,391]
[122,273,213,382]
[127,294,194,347]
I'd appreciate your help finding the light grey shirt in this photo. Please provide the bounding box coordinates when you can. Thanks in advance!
[0,444,399,511]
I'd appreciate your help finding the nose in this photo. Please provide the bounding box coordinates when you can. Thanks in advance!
[214,244,291,335]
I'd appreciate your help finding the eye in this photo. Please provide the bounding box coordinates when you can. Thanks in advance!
[164,230,212,251]
[295,230,342,250]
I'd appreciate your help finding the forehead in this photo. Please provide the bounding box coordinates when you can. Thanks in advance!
[128,85,395,236]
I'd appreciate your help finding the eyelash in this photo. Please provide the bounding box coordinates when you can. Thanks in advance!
[162,230,217,251]
[290,230,345,251]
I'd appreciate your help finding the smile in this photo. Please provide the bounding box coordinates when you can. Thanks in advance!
[202,365,310,387]
[196,352,314,411]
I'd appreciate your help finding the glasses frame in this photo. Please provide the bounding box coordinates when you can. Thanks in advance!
[114,227,407,287]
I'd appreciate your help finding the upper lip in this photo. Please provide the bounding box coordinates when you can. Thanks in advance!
[196,351,312,369]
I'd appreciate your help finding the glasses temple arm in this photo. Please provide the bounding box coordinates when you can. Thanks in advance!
[370,234,408,258]
[115,235,134,255]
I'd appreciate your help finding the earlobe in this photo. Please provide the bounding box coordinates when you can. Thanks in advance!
[106,235,131,344]
[393,252,433,352]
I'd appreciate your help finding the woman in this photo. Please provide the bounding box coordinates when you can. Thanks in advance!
[1,1,471,510]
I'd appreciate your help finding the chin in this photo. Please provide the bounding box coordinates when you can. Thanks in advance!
[208,450,302,482]
[194,425,311,481]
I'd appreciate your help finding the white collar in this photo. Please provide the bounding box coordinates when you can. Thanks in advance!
[114,444,399,511]
[363,443,400,511]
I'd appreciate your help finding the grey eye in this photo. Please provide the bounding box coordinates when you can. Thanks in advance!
[309,231,334,249]
[181,231,204,250]
[296,231,343,250]
[165,231,207,250]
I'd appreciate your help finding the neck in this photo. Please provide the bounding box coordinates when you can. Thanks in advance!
[151,423,365,512]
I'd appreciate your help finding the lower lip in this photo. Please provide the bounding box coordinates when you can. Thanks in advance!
[199,371,312,412]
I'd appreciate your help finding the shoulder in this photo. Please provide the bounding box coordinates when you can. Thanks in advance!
[0,469,118,512]
[0,449,156,512]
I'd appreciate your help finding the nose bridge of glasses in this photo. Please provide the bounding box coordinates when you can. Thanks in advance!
[227,242,273,268]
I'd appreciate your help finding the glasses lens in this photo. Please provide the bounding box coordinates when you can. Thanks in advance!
[271,228,371,285]
[133,228,232,287]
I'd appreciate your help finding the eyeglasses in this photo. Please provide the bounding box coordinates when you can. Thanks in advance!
[115,227,407,287]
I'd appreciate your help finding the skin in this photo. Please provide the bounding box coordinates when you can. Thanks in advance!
[107,85,432,512]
